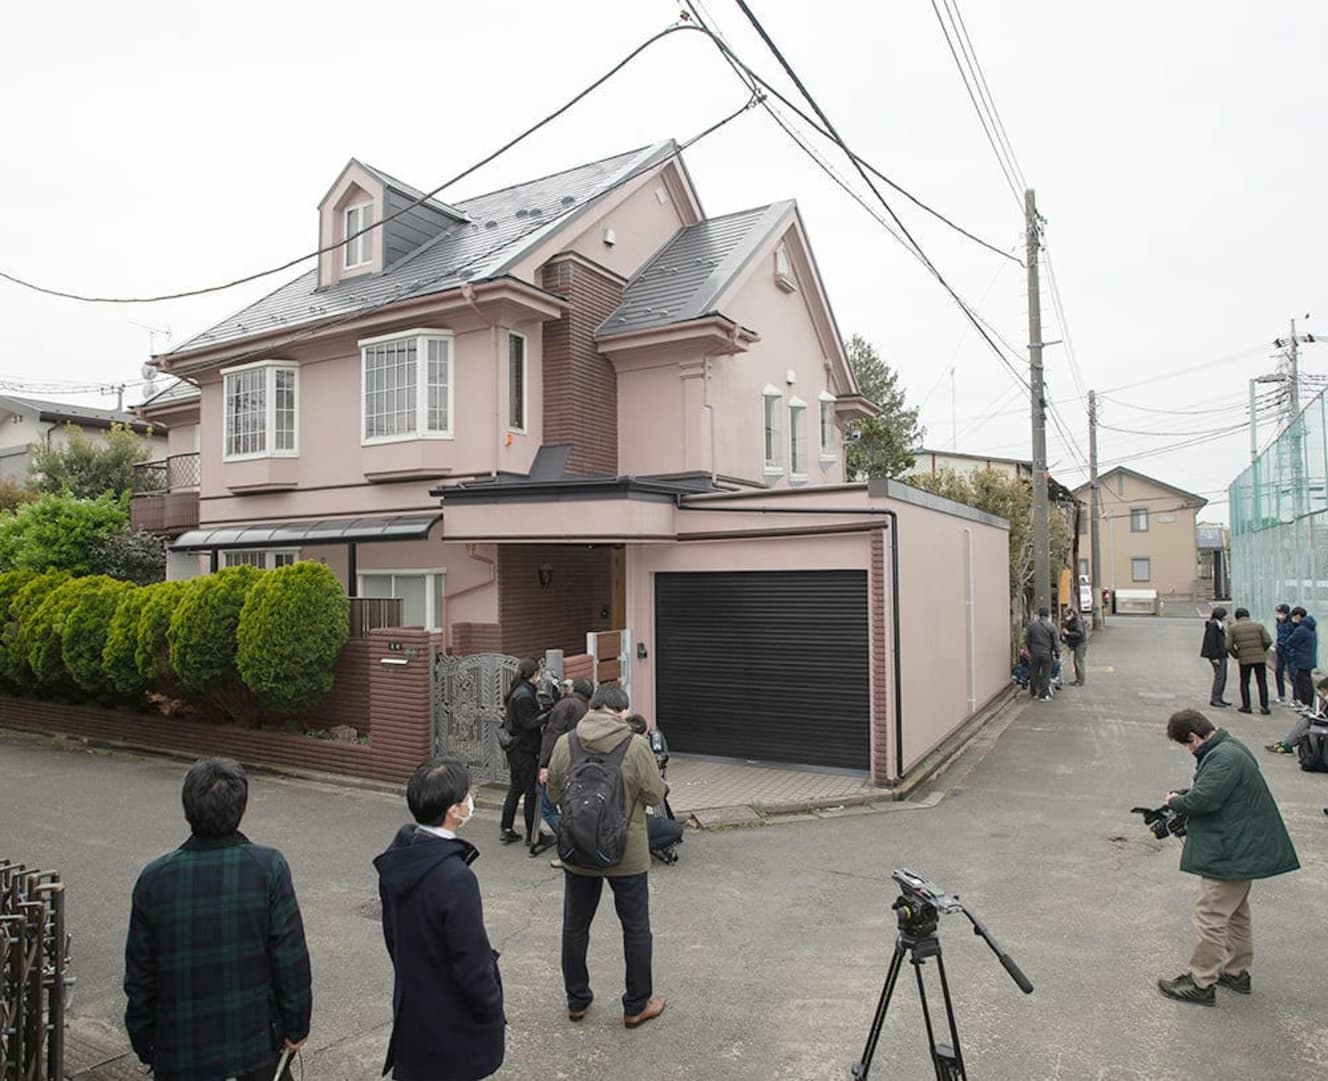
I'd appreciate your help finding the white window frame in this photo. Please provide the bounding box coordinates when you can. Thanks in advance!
[221,548,300,570]
[1130,506,1149,532]
[1131,557,1151,582]
[344,201,373,269]
[788,396,808,480]
[818,391,837,462]
[507,331,527,433]
[221,360,299,462]
[762,385,783,474]
[774,244,797,293]
[357,569,445,631]
[359,329,455,445]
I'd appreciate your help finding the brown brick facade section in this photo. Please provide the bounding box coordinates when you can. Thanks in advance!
[870,529,892,784]
[0,628,437,785]
[540,259,623,475]
[450,622,502,656]
[499,544,612,660]
[314,638,372,734]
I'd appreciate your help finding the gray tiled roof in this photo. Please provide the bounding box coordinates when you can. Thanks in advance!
[356,159,468,220]
[136,378,201,409]
[0,394,153,432]
[597,201,793,337]
[170,142,677,357]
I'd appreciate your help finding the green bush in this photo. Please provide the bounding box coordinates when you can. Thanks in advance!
[135,580,188,685]
[3,571,71,691]
[62,577,133,698]
[168,565,262,722]
[23,577,88,693]
[0,569,38,692]
[237,562,349,717]
[103,587,152,699]
[0,493,126,576]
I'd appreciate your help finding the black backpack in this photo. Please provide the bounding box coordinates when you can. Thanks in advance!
[1296,721,1328,772]
[557,732,633,868]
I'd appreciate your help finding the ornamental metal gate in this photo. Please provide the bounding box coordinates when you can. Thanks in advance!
[1,861,72,1081]
[431,650,520,784]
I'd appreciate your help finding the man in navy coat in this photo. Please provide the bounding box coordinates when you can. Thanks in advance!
[375,758,504,1080]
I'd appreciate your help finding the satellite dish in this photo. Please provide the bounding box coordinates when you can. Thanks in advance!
[140,363,157,380]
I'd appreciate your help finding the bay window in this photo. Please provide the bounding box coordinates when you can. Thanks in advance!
[222,361,298,460]
[360,329,454,442]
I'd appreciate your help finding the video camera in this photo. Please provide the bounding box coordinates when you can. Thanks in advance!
[1130,804,1188,840]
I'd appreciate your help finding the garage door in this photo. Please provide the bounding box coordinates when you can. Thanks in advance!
[654,570,870,770]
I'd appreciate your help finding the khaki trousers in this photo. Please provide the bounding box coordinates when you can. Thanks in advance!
[1189,877,1253,988]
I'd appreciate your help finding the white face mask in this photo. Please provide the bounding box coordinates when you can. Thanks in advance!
[454,794,474,828]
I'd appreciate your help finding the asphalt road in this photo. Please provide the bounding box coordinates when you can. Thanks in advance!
[2,614,1324,1079]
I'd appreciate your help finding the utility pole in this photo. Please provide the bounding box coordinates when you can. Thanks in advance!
[1273,316,1316,518]
[1088,390,1103,630]
[1026,189,1051,615]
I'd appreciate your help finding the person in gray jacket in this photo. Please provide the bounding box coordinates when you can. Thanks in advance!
[1024,607,1060,701]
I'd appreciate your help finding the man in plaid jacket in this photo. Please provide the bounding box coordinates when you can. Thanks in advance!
[124,759,312,1081]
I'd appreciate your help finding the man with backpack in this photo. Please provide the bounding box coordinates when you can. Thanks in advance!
[546,683,668,1029]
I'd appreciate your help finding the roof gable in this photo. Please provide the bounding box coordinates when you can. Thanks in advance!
[1076,466,1207,508]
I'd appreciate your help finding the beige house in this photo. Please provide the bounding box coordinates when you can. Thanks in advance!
[1074,466,1206,603]
[0,395,165,484]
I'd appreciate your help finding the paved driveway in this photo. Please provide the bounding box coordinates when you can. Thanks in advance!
[2,614,1324,1079]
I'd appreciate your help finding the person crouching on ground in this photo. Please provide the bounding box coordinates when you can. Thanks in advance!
[1226,608,1272,715]
[1200,607,1230,707]
[1156,709,1299,1005]
[374,757,504,1081]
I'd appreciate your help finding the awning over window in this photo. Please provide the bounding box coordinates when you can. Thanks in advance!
[169,515,440,551]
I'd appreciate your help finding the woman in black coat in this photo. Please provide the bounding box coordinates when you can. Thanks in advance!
[499,659,542,848]
[1200,607,1230,708]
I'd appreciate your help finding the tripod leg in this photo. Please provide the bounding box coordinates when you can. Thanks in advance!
[852,941,907,1080]
[933,950,967,1080]
[913,948,966,1081]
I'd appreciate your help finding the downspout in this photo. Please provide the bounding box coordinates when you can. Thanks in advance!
[703,355,717,485]
[883,509,904,783]
[963,527,976,714]
[460,283,501,479]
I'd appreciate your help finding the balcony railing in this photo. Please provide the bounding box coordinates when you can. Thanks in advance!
[131,453,200,535]
[350,597,405,637]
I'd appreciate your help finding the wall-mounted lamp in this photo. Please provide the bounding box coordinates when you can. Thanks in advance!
[538,561,554,590]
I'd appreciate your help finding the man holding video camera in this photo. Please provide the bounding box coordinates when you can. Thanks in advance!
[1156,709,1299,1006]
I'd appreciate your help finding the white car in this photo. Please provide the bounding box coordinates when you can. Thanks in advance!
[1078,574,1093,612]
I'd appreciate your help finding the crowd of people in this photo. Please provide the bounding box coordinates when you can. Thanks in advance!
[1017,604,1088,701]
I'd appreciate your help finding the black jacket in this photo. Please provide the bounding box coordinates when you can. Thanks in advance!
[374,826,504,1081]
[504,681,543,763]
[1062,613,1085,648]
[1200,619,1227,660]
[1025,617,1059,657]
[539,691,589,768]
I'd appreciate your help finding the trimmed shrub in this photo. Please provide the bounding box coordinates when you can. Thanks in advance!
[103,587,152,699]
[23,576,89,694]
[63,577,134,698]
[4,571,71,691]
[238,562,349,717]
[0,569,38,692]
[0,493,126,575]
[168,565,262,723]
[135,580,188,685]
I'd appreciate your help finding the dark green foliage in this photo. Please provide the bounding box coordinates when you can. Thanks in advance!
[135,580,188,685]
[0,569,38,692]
[0,494,127,576]
[63,577,134,698]
[168,565,262,722]
[844,334,923,481]
[103,587,152,699]
[238,562,349,717]
[28,422,155,500]
[3,571,71,691]
[89,528,166,585]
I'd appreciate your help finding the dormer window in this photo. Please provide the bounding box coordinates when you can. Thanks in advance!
[774,244,797,293]
[344,202,374,269]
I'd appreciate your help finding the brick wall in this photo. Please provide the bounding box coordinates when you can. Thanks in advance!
[0,628,438,785]
[306,638,372,734]
[450,622,502,656]
[540,259,623,476]
[499,544,612,660]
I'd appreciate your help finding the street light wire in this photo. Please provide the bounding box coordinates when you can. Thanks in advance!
[943,0,1028,191]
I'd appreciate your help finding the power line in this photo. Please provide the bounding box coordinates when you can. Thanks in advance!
[0,23,702,306]
[928,0,1023,208]
[1097,344,1269,394]
[945,0,1028,190]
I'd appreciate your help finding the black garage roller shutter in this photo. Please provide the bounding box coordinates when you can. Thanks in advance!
[654,570,870,771]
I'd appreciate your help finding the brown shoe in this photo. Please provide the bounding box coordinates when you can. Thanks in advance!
[568,1004,590,1022]
[624,995,667,1028]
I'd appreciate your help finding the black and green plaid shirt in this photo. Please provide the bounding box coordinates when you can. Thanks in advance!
[124,832,312,1081]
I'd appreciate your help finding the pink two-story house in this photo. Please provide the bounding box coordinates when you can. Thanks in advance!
[142,140,1010,785]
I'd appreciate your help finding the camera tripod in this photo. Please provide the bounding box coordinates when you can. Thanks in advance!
[852,870,1033,1081]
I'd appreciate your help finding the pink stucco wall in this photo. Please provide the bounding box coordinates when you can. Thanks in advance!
[166,421,198,459]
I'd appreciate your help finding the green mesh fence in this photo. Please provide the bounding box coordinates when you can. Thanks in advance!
[1229,389,1328,622]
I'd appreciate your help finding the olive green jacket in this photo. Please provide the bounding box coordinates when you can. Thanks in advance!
[547,708,666,877]
[1226,619,1272,665]
[1167,729,1299,881]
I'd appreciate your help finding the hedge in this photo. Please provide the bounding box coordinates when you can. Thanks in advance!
[168,565,261,722]
[4,571,72,692]
[135,580,187,685]
[23,577,88,693]
[237,562,349,716]
[0,569,38,692]
[63,577,134,698]
[103,586,152,699]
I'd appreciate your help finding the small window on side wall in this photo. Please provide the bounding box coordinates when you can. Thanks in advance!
[789,398,807,477]
[819,393,836,459]
[1130,507,1149,532]
[763,386,783,473]
[344,202,373,269]
[508,332,526,431]
[774,244,797,293]
[1131,557,1151,582]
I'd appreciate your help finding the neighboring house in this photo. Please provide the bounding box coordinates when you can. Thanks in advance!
[1074,466,1207,602]
[145,141,1011,785]
[1195,522,1230,601]
[132,379,203,549]
[0,394,165,484]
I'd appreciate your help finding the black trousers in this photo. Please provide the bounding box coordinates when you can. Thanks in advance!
[501,756,538,839]
[1295,667,1315,707]
[1238,662,1269,710]
[1029,652,1052,698]
[561,871,652,1016]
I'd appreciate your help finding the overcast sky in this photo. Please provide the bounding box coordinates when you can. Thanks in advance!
[3,0,1326,523]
